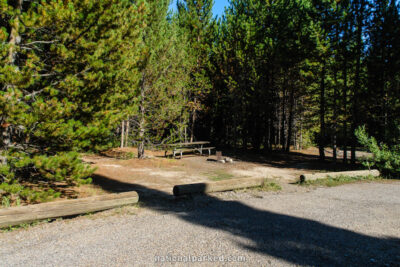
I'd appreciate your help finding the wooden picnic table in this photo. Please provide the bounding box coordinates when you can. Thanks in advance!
[163,141,215,159]
[165,141,210,147]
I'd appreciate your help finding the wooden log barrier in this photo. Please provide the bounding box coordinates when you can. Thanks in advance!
[300,169,380,183]
[0,191,139,228]
[173,177,265,196]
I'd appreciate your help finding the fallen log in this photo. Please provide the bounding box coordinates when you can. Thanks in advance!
[173,177,265,196]
[0,191,139,228]
[300,169,380,183]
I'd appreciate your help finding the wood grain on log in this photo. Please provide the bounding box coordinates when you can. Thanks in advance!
[0,191,139,228]
[173,177,265,196]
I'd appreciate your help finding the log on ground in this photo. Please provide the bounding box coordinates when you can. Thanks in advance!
[173,177,265,196]
[0,191,139,228]
[300,169,380,183]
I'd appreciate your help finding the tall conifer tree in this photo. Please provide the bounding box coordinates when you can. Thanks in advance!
[0,0,146,200]
[135,0,194,158]
[177,0,214,142]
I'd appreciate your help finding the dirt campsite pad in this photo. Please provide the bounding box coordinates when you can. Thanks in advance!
[83,147,359,196]
[84,149,306,194]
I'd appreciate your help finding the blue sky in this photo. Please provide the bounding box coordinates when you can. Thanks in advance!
[169,0,230,17]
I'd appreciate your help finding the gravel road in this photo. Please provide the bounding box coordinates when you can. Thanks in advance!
[1,182,399,266]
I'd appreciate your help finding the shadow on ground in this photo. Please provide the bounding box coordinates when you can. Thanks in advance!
[93,174,400,266]
[220,149,366,172]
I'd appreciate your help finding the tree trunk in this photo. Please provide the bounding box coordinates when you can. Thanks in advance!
[2,0,22,151]
[319,63,326,161]
[332,105,338,163]
[277,107,281,148]
[342,25,349,164]
[184,126,188,143]
[190,97,197,143]
[138,78,146,159]
[299,97,303,150]
[266,118,272,151]
[300,120,303,150]
[351,0,365,165]
[138,118,145,158]
[232,95,239,149]
[125,118,130,147]
[120,121,125,148]
[332,13,339,163]
[280,87,286,150]
[286,87,295,152]
[242,103,248,150]
[8,0,22,65]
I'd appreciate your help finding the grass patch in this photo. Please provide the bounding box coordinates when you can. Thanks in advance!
[257,181,282,192]
[0,218,53,233]
[206,170,234,181]
[299,175,383,187]
[120,152,136,160]
[99,150,136,160]
[234,180,282,194]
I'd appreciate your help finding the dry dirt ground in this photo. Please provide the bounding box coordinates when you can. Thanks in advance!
[7,147,350,202]
[82,147,368,196]
[85,155,301,194]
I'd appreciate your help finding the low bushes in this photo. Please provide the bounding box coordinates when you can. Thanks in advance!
[355,126,400,178]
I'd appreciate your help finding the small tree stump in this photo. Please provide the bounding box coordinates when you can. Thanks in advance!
[216,151,223,161]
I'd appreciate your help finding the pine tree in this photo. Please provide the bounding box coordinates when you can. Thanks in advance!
[134,1,194,158]
[0,0,146,202]
[366,0,400,144]
[177,0,215,142]
[207,0,319,151]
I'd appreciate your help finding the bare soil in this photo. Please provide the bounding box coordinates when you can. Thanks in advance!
[82,147,366,196]
[4,147,369,205]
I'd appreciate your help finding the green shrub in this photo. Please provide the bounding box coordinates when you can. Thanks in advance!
[0,151,94,205]
[355,126,400,178]
[1,196,10,208]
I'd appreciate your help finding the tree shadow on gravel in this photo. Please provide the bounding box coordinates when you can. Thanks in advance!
[93,174,400,266]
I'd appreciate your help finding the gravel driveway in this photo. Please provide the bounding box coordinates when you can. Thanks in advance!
[1,182,399,266]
